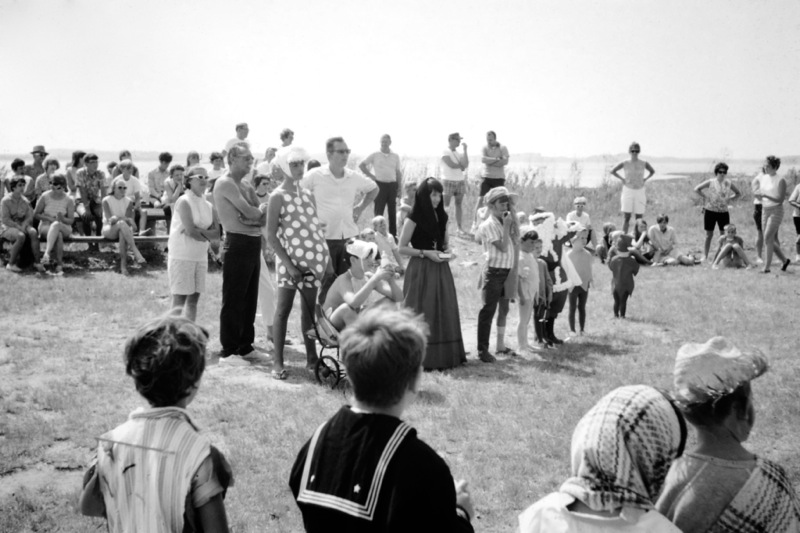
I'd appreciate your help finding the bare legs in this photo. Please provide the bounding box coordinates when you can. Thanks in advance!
[273,286,319,374]
[103,222,145,275]
[171,293,201,321]
[621,213,642,235]
[443,194,465,232]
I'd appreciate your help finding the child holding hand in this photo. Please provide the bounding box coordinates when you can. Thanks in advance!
[608,234,639,318]
[80,316,232,533]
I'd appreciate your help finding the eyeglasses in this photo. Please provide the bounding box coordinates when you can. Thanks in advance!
[289,161,305,168]
[333,149,351,155]
[630,150,640,153]
[116,186,127,190]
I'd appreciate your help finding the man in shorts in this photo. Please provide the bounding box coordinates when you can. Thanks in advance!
[440,132,469,236]
[471,131,509,233]
[610,142,655,233]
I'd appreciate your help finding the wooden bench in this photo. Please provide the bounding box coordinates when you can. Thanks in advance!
[67,235,169,244]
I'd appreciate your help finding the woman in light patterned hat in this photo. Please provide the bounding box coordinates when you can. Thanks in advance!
[518,385,686,532]
[657,336,800,533]
[266,146,329,380]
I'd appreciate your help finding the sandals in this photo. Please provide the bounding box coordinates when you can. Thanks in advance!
[496,348,519,357]
[271,369,288,380]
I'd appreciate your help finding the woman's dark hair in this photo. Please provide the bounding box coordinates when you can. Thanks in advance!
[9,176,26,190]
[714,162,729,175]
[44,158,60,171]
[656,213,669,224]
[169,164,185,177]
[765,155,781,171]
[307,159,322,171]
[681,382,750,428]
[634,219,649,241]
[71,151,86,167]
[124,316,208,407]
[11,158,25,172]
[408,177,447,251]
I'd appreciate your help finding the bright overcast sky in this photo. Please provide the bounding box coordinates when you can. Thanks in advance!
[1,0,799,159]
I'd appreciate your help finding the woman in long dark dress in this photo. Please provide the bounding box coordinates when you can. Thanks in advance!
[398,177,466,369]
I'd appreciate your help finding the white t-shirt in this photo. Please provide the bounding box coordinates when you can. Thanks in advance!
[168,193,213,262]
[115,176,143,203]
[566,211,591,229]
[104,195,131,223]
[440,149,465,182]
[225,138,250,152]
[301,166,378,239]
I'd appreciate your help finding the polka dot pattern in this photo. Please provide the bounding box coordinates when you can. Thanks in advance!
[275,189,329,289]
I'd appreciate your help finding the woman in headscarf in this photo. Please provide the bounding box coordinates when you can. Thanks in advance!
[518,385,686,532]
[656,337,800,533]
[398,177,466,369]
[266,146,328,380]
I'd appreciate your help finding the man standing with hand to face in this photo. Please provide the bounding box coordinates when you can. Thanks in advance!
[360,134,403,237]
[213,143,271,366]
[472,131,509,233]
[303,137,378,304]
[440,133,470,236]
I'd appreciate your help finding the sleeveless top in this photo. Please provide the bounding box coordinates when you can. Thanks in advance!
[755,173,784,208]
[705,178,733,212]
[275,188,328,289]
[41,192,70,219]
[168,193,213,262]
[104,195,131,223]
[623,161,646,189]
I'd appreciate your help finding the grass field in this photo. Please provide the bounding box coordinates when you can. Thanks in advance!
[1,172,799,532]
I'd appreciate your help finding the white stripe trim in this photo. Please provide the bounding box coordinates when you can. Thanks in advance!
[297,420,412,520]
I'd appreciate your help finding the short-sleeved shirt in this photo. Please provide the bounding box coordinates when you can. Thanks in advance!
[566,210,591,228]
[481,144,509,179]
[647,225,677,253]
[114,176,143,203]
[225,138,250,152]
[301,165,378,240]
[147,168,169,201]
[440,149,466,182]
[76,168,107,204]
[1,194,32,230]
[477,216,514,269]
[362,151,402,183]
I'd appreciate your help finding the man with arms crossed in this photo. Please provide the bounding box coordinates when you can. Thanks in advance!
[213,143,270,366]
[610,141,655,234]
[359,134,403,237]
[472,130,509,233]
[303,136,378,304]
[440,132,469,236]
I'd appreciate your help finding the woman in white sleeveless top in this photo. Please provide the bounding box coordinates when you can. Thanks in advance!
[753,155,790,273]
[168,167,218,321]
[610,142,656,234]
[103,178,147,275]
[33,174,75,275]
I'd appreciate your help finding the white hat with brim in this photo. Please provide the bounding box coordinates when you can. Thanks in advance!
[345,239,378,260]
[673,336,768,405]
[484,186,519,205]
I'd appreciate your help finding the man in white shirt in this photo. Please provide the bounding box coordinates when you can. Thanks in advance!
[146,152,172,207]
[302,136,378,303]
[471,131,509,233]
[439,132,469,235]
[221,122,250,161]
[359,134,403,237]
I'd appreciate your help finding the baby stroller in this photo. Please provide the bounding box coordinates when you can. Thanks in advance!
[295,272,347,389]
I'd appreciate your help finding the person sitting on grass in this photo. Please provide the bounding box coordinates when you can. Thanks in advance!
[323,239,403,331]
[648,214,696,266]
[657,336,800,533]
[595,221,616,264]
[80,316,232,533]
[630,218,655,265]
[711,224,752,269]
[518,385,686,533]
[290,306,475,532]
[34,174,75,275]
[1,176,45,273]
[102,177,147,275]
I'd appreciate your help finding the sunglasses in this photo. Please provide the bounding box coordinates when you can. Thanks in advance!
[333,149,351,155]
[630,150,640,153]
[116,186,127,190]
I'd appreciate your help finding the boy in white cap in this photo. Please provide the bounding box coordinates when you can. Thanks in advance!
[566,196,596,250]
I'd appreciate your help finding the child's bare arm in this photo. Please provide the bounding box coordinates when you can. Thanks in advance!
[196,494,230,533]
[79,462,106,517]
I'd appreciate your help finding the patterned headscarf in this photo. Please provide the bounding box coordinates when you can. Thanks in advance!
[560,385,686,513]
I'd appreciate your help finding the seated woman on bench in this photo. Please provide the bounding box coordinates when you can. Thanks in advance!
[34,174,75,275]
[103,177,147,275]
[323,239,403,330]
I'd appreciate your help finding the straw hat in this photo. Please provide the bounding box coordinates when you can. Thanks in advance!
[673,336,768,405]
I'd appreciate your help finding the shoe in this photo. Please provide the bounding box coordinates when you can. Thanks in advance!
[755,257,764,265]
[496,347,519,357]
[545,319,563,345]
[41,253,50,265]
[134,252,147,265]
[271,368,288,380]
[241,349,271,365]
[218,354,251,367]
[33,263,45,273]
[478,350,496,363]
[781,259,791,272]
[6,264,21,273]
[54,265,64,276]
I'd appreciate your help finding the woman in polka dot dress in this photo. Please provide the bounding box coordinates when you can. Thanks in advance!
[266,147,329,379]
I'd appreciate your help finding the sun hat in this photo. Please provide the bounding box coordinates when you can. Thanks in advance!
[345,239,378,260]
[673,336,768,405]
[31,145,48,156]
[484,186,519,205]
[573,196,587,205]
[448,132,463,140]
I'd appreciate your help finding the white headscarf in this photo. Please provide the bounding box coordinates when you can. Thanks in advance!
[275,146,310,178]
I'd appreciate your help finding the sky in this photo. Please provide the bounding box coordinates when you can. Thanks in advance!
[1,0,799,160]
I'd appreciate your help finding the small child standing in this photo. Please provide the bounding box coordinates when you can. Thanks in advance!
[711,224,751,269]
[372,215,405,275]
[80,316,232,532]
[608,234,640,318]
[566,196,597,250]
[517,229,553,351]
[566,229,593,335]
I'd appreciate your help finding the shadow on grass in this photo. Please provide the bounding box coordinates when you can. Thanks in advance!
[416,389,447,406]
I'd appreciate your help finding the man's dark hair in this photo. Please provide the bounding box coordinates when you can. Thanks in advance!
[341,306,427,408]
[681,383,750,428]
[125,316,208,407]
[325,136,345,153]
[766,155,781,171]
[159,152,173,164]
[714,162,729,175]
[656,213,669,224]
[11,158,25,172]
[118,150,132,160]
[307,159,322,171]
[280,128,294,141]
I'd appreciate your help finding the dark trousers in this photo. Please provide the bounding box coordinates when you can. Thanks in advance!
[81,201,103,237]
[220,233,261,356]
[477,267,510,352]
[163,205,173,233]
[568,286,589,332]
[613,290,630,318]
[374,181,398,236]
[318,238,350,305]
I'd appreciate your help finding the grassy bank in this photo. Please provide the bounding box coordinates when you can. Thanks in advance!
[1,176,799,532]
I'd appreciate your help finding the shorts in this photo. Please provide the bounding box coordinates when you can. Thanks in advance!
[442,179,466,197]
[479,177,506,197]
[168,258,206,295]
[762,204,783,235]
[753,204,762,232]
[704,209,730,233]
[620,186,646,215]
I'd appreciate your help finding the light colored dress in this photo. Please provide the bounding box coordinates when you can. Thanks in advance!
[275,188,328,289]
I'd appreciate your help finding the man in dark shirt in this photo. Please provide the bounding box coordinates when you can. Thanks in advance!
[289,306,475,532]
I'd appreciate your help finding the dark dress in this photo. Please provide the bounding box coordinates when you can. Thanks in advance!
[403,210,466,370]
